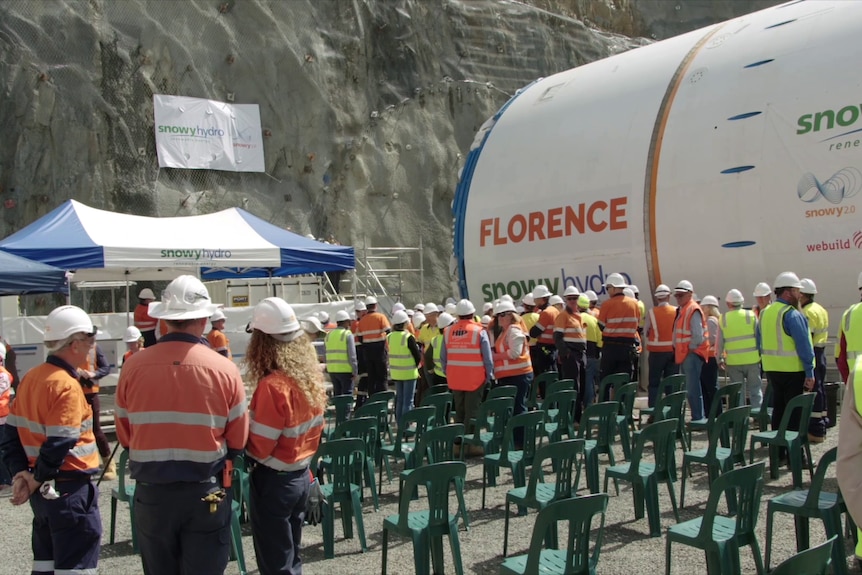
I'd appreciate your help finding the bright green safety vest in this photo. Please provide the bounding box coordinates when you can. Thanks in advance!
[387,331,418,381]
[720,309,760,366]
[431,334,446,378]
[324,328,352,373]
[841,302,862,361]
[803,301,829,347]
[759,302,807,372]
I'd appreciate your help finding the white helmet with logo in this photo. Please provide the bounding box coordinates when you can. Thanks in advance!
[654,284,671,297]
[563,285,580,297]
[148,275,219,320]
[437,312,455,329]
[334,309,351,323]
[531,284,552,299]
[753,282,772,297]
[391,310,409,325]
[250,297,303,341]
[774,271,802,290]
[44,305,96,342]
[725,289,745,304]
[604,273,627,288]
[455,299,476,316]
[123,326,143,343]
[424,302,440,314]
[799,278,817,295]
[494,300,516,315]
[675,280,694,293]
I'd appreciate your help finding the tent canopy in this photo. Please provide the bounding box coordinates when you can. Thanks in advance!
[0,200,354,281]
[0,250,69,295]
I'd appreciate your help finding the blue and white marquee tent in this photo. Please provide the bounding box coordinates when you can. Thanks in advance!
[0,200,354,281]
[0,250,69,296]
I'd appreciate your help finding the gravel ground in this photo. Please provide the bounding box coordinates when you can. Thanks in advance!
[2,408,857,575]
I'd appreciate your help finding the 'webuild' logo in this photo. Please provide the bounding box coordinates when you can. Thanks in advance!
[806,231,862,252]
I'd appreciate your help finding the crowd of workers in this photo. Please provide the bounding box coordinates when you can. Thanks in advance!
[3,267,862,574]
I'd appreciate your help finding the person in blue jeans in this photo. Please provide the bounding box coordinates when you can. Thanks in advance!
[387,310,422,430]
[672,280,708,421]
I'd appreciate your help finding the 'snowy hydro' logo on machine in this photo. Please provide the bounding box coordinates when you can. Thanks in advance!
[480,265,631,301]
[806,231,862,252]
[798,168,861,218]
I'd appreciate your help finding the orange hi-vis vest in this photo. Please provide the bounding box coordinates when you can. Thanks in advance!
[246,371,324,472]
[134,304,157,332]
[646,305,677,353]
[554,310,587,345]
[444,319,486,392]
[0,366,11,418]
[357,312,390,343]
[535,306,560,346]
[494,325,532,379]
[673,300,710,364]
[8,360,100,475]
[78,346,101,393]
[599,295,640,341]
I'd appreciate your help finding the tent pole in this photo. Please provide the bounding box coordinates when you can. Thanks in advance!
[125,276,131,326]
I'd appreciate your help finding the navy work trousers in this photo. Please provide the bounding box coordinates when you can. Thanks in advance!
[250,465,310,575]
[134,480,232,575]
[30,478,101,575]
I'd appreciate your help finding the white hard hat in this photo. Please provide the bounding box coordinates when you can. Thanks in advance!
[414,303,425,312]
[455,299,476,316]
[123,326,143,343]
[622,288,635,298]
[630,285,640,294]
[424,302,440,314]
[799,278,817,295]
[406,309,414,317]
[674,280,694,293]
[354,300,367,311]
[604,273,627,288]
[445,297,457,305]
[483,302,494,313]
[317,311,330,324]
[585,290,598,302]
[0,342,6,361]
[725,289,745,304]
[481,315,491,326]
[700,295,719,307]
[516,305,525,314]
[500,294,514,303]
[391,310,409,325]
[365,295,378,305]
[302,316,324,334]
[437,312,455,329]
[334,309,351,322]
[654,284,671,297]
[753,282,772,297]
[148,275,219,320]
[549,295,564,306]
[412,312,426,329]
[563,285,580,297]
[532,284,552,299]
[250,297,303,341]
[494,300,516,315]
[44,305,96,342]
[445,303,457,315]
[774,271,802,290]
[138,288,156,300]
[522,293,535,306]
[391,302,406,313]
[211,309,226,322]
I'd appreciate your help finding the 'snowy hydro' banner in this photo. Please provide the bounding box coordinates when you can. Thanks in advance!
[153,95,265,172]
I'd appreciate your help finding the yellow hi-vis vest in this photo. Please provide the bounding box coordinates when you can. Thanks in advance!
[431,333,446,378]
[803,301,829,347]
[720,309,760,366]
[325,328,352,374]
[387,331,418,381]
[842,302,862,362]
[760,303,805,372]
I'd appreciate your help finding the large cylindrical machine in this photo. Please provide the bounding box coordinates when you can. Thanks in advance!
[453,0,862,325]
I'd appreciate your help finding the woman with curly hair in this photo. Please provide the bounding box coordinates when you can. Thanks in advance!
[244,297,327,575]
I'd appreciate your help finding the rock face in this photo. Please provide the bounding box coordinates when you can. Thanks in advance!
[0,0,780,301]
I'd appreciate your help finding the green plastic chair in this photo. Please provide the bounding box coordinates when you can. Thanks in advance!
[770,535,836,575]
[500,493,610,575]
[420,391,453,428]
[463,396,515,459]
[109,449,138,551]
[503,439,585,557]
[354,400,390,469]
[231,453,251,523]
[765,447,848,575]
[369,389,396,441]
[749,392,816,488]
[578,401,620,494]
[541,389,578,443]
[325,394,354,439]
[604,419,679,537]
[382,461,467,575]
[681,406,751,514]
[636,391,688,467]
[639,373,686,426]
[665,461,766,575]
[230,499,247,575]
[529,371,560,410]
[427,384,451,396]
[332,416,380,511]
[597,372,630,403]
[613,381,640,460]
[750,382,773,432]
[380,405,436,491]
[542,378,575,411]
[487,385,518,401]
[311,438,368,559]
[483,411,545,509]
[687,382,742,447]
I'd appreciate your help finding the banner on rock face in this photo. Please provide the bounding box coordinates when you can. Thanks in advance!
[153,95,265,172]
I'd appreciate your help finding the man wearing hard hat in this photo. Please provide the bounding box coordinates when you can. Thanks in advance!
[528,285,559,395]
[555,286,587,419]
[207,309,232,359]
[756,272,815,434]
[753,282,772,318]
[325,310,358,401]
[717,289,762,411]
[672,280,710,422]
[356,296,391,397]
[837,272,862,383]
[1,305,103,574]
[597,273,641,399]
[644,284,678,408]
[134,288,159,347]
[116,276,249,574]
[799,278,829,442]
